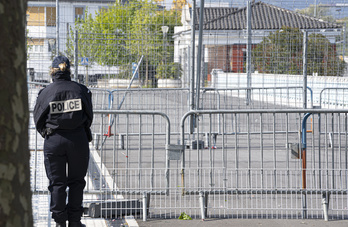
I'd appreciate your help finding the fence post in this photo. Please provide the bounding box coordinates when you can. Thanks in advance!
[322,192,330,221]
[246,0,252,105]
[303,31,308,109]
[142,192,148,221]
[190,0,196,134]
[199,191,208,220]
[74,30,78,81]
[195,0,204,111]
[301,112,311,218]
[56,0,59,56]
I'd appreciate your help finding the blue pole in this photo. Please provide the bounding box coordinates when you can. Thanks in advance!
[302,113,312,149]
[301,112,312,219]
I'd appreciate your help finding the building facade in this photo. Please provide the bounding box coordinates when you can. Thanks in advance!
[27,0,114,81]
[173,1,343,87]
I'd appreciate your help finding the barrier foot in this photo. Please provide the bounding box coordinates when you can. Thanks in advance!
[103,125,114,137]
[302,193,307,219]
[143,193,147,221]
[142,192,151,221]
[199,192,208,220]
[118,134,125,149]
[146,193,151,216]
[322,192,330,221]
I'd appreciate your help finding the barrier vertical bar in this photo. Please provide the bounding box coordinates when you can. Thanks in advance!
[260,113,264,188]
[151,115,155,190]
[222,114,227,191]
[113,114,116,191]
[247,113,251,188]
[286,113,290,188]
[126,114,129,189]
[331,113,335,191]
[345,113,348,190]
[234,113,239,188]
[209,114,213,189]
[273,113,277,188]
[138,114,142,189]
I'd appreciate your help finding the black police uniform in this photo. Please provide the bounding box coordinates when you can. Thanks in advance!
[33,64,93,224]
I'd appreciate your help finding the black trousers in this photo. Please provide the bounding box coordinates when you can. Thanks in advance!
[44,128,89,223]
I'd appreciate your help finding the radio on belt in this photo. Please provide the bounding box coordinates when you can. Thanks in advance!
[49,98,82,114]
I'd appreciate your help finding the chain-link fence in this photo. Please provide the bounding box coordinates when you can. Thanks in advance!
[27,0,348,88]
[27,0,348,225]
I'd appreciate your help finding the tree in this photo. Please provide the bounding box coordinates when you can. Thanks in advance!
[0,0,33,226]
[127,0,181,85]
[65,0,182,86]
[172,0,191,10]
[252,26,346,77]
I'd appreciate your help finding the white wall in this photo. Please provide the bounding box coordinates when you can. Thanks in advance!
[211,71,348,108]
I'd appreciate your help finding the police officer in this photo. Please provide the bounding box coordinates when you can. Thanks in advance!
[34,56,93,227]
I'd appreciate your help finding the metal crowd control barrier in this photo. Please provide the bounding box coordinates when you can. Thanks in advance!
[93,86,314,139]
[90,110,183,221]
[319,88,348,109]
[30,108,348,223]
[29,84,348,223]
[201,86,313,110]
[180,109,348,220]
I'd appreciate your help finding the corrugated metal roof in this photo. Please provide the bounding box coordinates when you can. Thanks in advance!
[195,1,341,30]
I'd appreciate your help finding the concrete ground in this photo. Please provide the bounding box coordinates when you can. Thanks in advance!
[137,218,348,227]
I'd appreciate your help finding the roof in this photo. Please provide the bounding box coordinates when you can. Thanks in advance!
[195,1,342,30]
[194,7,239,24]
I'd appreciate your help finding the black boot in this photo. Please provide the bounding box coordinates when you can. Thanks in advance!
[56,222,66,227]
[69,221,86,227]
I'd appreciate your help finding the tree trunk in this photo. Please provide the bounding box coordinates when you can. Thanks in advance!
[0,0,33,226]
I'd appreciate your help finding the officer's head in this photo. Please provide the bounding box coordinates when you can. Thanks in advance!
[50,56,71,76]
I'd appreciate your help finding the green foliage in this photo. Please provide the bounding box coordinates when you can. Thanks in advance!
[156,62,182,79]
[65,0,182,83]
[178,212,192,220]
[252,26,346,77]
[116,64,133,79]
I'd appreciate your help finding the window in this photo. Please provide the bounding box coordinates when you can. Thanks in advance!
[27,7,45,26]
[46,7,56,26]
[27,6,56,26]
[75,7,85,21]
[27,39,44,53]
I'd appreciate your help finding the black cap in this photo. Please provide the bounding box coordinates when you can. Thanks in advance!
[52,56,70,69]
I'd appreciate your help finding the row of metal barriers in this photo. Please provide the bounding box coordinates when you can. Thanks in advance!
[28,83,348,223]
[84,109,348,221]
